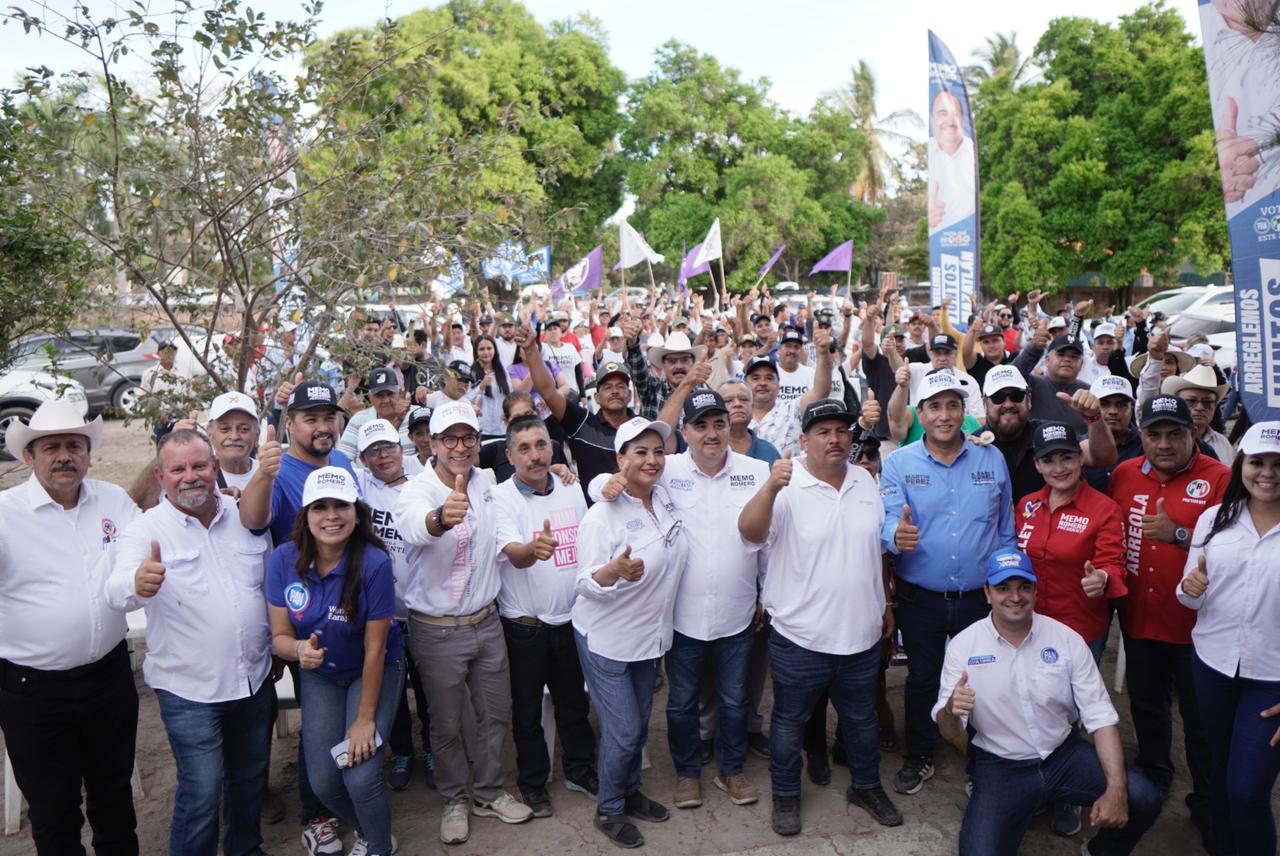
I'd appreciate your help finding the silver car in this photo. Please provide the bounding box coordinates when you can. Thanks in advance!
[13,327,170,415]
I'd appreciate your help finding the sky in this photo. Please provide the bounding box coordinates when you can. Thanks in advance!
[1,0,1205,126]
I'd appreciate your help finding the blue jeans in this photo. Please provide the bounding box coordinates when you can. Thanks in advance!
[666,626,751,779]
[961,732,1162,856]
[895,583,990,760]
[575,631,657,815]
[767,629,882,796]
[1192,652,1280,856]
[299,660,404,854]
[154,679,272,856]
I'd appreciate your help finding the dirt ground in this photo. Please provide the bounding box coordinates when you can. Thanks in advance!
[2,419,1275,855]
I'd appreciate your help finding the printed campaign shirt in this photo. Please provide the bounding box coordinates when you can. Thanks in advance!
[492,474,587,626]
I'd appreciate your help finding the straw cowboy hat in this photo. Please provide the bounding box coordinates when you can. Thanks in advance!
[646,331,706,371]
[1128,348,1195,378]
[1161,364,1229,402]
[5,399,103,460]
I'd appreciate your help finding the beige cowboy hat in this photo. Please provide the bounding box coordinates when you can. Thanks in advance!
[646,331,706,371]
[1161,364,1229,402]
[5,399,103,459]
[1128,348,1195,378]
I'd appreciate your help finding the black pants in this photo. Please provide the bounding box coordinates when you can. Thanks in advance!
[0,641,139,856]
[1122,634,1213,817]
[501,618,596,790]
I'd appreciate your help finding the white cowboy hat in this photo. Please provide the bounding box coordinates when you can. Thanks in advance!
[1161,364,1229,402]
[5,399,103,459]
[646,331,706,371]
[1129,348,1195,378]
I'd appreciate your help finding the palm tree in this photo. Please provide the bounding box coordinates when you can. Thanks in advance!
[965,31,1032,89]
[825,60,921,207]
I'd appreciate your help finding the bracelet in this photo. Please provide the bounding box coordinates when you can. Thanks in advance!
[1083,413,1101,424]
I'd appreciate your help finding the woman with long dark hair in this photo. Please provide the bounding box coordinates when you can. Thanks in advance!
[267,467,405,856]
[1178,421,1280,856]
[472,335,511,440]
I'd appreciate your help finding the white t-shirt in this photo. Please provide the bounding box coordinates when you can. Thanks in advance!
[777,363,844,405]
[357,470,412,618]
[492,475,587,626]
[446,341,473,365]
[220,458,259,493]
[495,337,518,369]
[542,342,581,376]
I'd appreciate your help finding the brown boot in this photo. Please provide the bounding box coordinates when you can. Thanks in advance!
[674,776,703,809]
[714,773,759,806]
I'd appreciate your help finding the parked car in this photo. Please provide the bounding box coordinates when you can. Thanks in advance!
[1136,285,1233,325]
[0,367,89,460]
[12,328,173,415]
[1169,303,1235,343]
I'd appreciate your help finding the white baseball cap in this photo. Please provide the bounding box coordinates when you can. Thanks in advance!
[1090,374,1134,401]
[1093,322,1118,340]
[357,418,401,454]
[613,416,672,453]
[917,369,969,402]
[1187,343,1213,362]
[208,391,258,422]
[301,466,359,507]
[607,326,623,338]
[1239,421,1280,456]
[982,365,1027,398]
[428,400,480,435]
[1048,316,1067,330]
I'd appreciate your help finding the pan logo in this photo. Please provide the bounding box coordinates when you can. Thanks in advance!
[1255,217,1271,235]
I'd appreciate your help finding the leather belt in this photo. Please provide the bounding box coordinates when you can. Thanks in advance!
[508,616,550,628]
[409,603,496,627]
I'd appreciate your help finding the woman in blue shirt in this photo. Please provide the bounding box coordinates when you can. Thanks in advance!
[267,467,405,856]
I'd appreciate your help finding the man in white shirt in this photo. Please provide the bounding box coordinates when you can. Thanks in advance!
[746,328,836,456]
[1077,322,1119,386]
[491,415,597,816]
[495,316,519,368]
[338,367,425,464]
[207,390,261,493]
[396,401,533,844]
[540,320,582,392]
[444,321,473,365]
[0,400,141,855]
[738,399,901,836]
[927,90,976,233]
[933,548,1162,855]
[105,429,273,856]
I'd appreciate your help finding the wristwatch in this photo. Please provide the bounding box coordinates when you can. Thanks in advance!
[1173,526,1189,544]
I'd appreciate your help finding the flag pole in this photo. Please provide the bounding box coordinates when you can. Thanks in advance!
[717,257,727,297]
[646,258,658,291]
[846,264,852,296]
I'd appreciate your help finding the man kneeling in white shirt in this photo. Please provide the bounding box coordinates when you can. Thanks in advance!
[106,429,274,856]
[934,548,1162,856]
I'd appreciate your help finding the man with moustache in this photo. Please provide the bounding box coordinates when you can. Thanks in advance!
[745,329,836,456]
[106,430,273,856]
[397,401,533,845]
[1083,376,1141,493]
[719,380,781,466]
[620,315,704,420]
[337,367,424,464]
[206,391,261,493]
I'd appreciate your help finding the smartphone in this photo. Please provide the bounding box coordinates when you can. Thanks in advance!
[330,731,383,768]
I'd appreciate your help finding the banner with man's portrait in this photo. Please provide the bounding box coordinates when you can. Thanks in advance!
[927,31,979,321]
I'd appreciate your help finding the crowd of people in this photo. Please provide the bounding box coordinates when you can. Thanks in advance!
[1,282,1278,856]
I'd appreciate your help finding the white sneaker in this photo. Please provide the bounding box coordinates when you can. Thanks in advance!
[440,802,470,845]
[348,834,398,856]
[301,817,343,856]
[471,792,534,824]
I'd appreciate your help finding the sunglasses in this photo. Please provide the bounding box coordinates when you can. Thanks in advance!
[988,390,1027,404]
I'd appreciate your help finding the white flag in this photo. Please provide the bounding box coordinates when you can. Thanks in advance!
[618,220,664,269]
[692,218,722,267]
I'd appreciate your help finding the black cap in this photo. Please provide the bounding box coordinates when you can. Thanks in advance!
[446,360,473,380]
[367,367,398,395]
[751,313,770,325]
[156,338,177,350]
[977,323,1003,339]
[744,355,778,377]
[287,381,339,411]
[801,398,856,432]
[930,333,958,352]
[683,388,728,423]
[779,328,803,345]
[1047,334,1084,355]
[478,314,493,325]
[406,406,432,432]
[1139,395,1193,429]
[596,360,631,385]
[1032,421,1080,460]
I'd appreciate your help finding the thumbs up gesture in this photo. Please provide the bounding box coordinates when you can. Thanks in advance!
[613,545,646,583]
[858,388,881,430]
[895,503,919,552]
[928,182,945,230]
[1057,389,1100,421]
[1141,498,1178,544]
[258,424,282,478]
[441,473,470,528]
[297,632,326,670]
[946,671,976,717]
[530,518,558,562]
[1081,560,1109,598]
[1181,555,1210,599]
[275,371,305,408]
[1218,96,1260,204]
[769,450,794,492]
[134,540,166,598]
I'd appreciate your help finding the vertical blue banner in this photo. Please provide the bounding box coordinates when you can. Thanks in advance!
[1199,0,1280,423]
[927,31,979,324]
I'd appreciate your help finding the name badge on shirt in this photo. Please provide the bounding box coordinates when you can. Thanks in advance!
[1057,513,1089,534]
[904,474,930,487]
[970,470,997,486]
[967,654,997,666]
[626,518,645,533]
[100,517,118,546]
[729,474,756,489]
[669,478,694,492]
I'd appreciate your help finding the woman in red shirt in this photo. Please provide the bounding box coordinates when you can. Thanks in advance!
[1015,421,1127,663]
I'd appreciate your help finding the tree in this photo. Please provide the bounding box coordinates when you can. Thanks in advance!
[824,60,921,207]
[965,31,1033,90]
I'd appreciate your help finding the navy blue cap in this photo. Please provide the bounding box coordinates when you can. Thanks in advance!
[744,355,778,377]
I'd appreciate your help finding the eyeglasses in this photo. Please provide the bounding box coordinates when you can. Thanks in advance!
[856,448,881,461]
[988,390,1027,404]
[364,442,400,458]
[663,354,695,367]
[437,433,479,450]
[1181,396,1217,409]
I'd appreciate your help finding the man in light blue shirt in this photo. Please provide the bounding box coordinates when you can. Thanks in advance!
[879,368,1015,798]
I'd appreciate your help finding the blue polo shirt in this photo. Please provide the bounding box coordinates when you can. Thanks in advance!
[880,439,1016,592]
[268,451,358,546]
[266,541,403,682]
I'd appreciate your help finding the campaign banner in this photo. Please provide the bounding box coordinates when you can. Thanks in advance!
[927,31,979,326]
[1199,0,1280,422]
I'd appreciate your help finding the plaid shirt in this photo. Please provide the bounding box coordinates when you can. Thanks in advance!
[626,342,673,420]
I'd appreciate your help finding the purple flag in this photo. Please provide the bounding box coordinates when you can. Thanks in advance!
[809,240,853,275]
[758,244,786,277]
[551,245,604,300]
[678,242,710,287]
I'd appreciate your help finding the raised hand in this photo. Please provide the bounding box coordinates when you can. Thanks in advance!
[1141,498,1178,544]
[1218,96,1260,203]
[895,363,912,388]
[258,424,282,478]
[858,389,881,430]
[530,519,558,562]
[441,473,471,528]
[297,633,325,670]
[600,471,628,501]
[769,450,793,492]
[947,671,976,717]
[614,545,645,582]
[1032,317,1051,350]
[1181,554,1209,598]
[1081,560,1108,598]
[173,410,201,432]
[895,503,919,552]
[1057,389,1101,421]
[134,540,166,598]
[275,371,304,408]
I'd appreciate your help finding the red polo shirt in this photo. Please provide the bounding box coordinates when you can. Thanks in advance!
[1016,483,1127,643]
[1107,451,1230,644]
